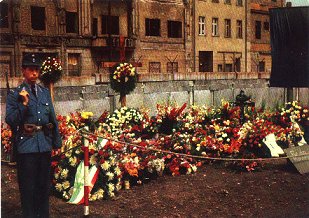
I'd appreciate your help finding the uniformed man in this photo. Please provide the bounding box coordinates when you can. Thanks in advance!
[5,53,62,218]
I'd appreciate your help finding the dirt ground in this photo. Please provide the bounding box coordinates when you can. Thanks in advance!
[1,159,309,218]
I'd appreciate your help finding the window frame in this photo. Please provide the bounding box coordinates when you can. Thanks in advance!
[236,0,243,6]
[145,18,161,37]
[168,20,182,38]
[212,18,219,37]
[236,20,243,38]
[101,15,119,35]
[66,11,79,34]
[31,6,46,31]
[224,19,231,38]
[0,2,9,28]
[149,62,161,73]
[198,16,206,36]
[68,53,81,76]
[255,20,262,39]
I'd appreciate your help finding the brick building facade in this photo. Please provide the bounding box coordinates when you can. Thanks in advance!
[0,0,285,82]
[250,0,285,73]
[193,0,250,72]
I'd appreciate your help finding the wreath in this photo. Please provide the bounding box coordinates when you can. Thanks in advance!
[110,63,137,95]
[40,57,63,85]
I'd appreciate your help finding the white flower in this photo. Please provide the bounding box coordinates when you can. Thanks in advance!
[62,181,70,190]
[107,183,115,192]
[60,169,69,179]
[106,172,114,181]
[55,183,63,191]
[101,161,110,171]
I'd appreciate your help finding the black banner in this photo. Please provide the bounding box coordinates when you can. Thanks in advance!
[269,7,309,87]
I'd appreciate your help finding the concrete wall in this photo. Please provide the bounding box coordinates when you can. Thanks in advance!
[1,79,308,120]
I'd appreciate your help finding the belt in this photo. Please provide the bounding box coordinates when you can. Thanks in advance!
[24,124,43,132]
[22,123,54,136]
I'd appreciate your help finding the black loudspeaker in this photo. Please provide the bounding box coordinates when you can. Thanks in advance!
[269,7,309,88]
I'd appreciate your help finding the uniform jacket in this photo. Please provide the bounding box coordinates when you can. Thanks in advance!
[5,82,62,153]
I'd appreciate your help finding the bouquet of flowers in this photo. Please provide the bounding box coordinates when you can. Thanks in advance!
[40,57,62,85]
[110,63,137,95]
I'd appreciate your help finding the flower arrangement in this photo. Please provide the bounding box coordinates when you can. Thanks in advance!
[3,100,309,202]
[99,107,144,137]
[40,57,62,85]
[1,124,12,161]
[110,63,137,95]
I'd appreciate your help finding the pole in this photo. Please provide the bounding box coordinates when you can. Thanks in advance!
[83,128,90,216]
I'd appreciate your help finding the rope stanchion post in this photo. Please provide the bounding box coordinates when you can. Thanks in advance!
[83,128,90,216]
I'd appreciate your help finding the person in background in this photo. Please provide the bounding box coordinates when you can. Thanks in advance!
[5,53,62,218]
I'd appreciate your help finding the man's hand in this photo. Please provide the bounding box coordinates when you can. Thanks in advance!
[19,90,29,106]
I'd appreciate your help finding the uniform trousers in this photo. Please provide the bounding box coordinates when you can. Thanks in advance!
[17,152,51,218]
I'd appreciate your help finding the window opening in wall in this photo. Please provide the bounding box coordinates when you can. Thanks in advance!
[92,18,98,36]
[264,21,269,31]
[199,51,213,72]
[259,61,265,72]
[224,0,231,4]
[236,20,243,38]
[31,6,45,30]
[0,2,8,28]
[102,15,119,35]
[218,64,223,72]
[66,11,78,33]
[224,64,233,72]
[68,54,80,76]
[224,19,231,38]
[167,62,178,74]
[145,18,160,36]
[212,0,219,3]
[236,0,243,6]
[198,16,206,35]
[212,18,219,36]
[235,57,241,72]
[255,21,261,39]
[168,21,182,38]
[149,62,161,73]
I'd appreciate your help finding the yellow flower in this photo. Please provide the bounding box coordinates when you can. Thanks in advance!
[81,111,94,119]
[101,161,110,171]
[62,181,70,190]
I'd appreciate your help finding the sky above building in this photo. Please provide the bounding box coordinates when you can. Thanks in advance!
[290,0,309,6]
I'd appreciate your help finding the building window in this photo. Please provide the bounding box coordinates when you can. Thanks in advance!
[224,19,231,38]
[259,61,265,72]
[218,64,223,72]
[224,0,231,4]
[31,6,45,30]
[149,62,161,73]
[102,15,119,35]
[212,0,219,3]
[255,21,261,39]
[92,18,98,36]
[168,21,182,38]
[236,0,243,6]
[272,0,277,2]
[198,16,206,35]
[66,12,78,33]
[235,57,241,72]
[224,64,233,72]
[212,18,219,36]
[236,20,242,38]
[68,54,80,76]
[145,18,160,36]
[167,62,178,73]
[0,3,8,28]
[264,21,269,31]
